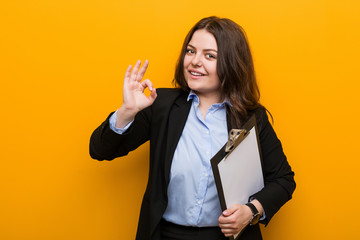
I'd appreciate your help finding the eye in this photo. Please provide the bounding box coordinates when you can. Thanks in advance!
[206,53,216,59]
[186,49,195,54]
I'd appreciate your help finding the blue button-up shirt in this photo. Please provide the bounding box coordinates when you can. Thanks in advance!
[110,91,230,227]
[162,92,229,226]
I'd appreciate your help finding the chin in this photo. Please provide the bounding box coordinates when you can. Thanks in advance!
[186,81,200,92]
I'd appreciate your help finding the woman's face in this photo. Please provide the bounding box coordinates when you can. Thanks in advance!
[183,29,221,99]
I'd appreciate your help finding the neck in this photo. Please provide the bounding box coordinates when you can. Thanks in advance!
[196,91,223,104]
[195,91,224,118]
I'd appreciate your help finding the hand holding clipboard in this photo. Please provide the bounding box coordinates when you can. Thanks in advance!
[211,114,264,239]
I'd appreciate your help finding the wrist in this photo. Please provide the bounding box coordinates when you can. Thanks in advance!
[245,202,261,226]
[115,106,136,129]
[250,199,263,216]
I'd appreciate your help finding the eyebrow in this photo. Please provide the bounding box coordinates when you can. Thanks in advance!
[187,44,218,52]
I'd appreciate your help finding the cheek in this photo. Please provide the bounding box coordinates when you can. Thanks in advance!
[183,57,191,79]
[209,62,218,75]
[183,56,191,68]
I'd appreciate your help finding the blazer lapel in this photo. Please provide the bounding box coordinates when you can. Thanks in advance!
[164,95,192,185]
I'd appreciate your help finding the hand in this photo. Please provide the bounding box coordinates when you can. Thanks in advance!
[218,204,253,237]
[116,60,157,128]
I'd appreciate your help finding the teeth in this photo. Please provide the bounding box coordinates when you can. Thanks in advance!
[190,71,203,76]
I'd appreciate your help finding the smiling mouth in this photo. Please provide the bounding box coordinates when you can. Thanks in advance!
[189,71,205,76]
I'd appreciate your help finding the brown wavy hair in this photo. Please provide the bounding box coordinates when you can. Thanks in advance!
[173,16,264,128]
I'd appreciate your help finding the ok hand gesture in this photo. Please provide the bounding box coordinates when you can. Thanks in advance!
[116,60,157,128]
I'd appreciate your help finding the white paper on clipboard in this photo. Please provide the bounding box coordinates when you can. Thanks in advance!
[211,114,264,240]
[218,126,264,209]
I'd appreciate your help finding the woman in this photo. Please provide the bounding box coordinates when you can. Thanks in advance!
[90,16,295,240]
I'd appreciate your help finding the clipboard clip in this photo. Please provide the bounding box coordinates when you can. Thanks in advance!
[225,129,248,153]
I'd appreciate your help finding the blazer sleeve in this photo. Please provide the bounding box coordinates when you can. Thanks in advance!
[89,105,152,161]
[250,108,296,225]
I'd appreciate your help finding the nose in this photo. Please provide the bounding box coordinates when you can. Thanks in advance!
[191,53,202,67]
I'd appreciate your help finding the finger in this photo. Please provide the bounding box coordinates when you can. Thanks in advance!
[130,60,141,82]
[219,223,234,229]
[221,227,236,234]
[218,215,225,224]
[219,211,238,225]
[124,65,132,81]
[219,216,233,225]
[136,59,149,82]
[225,232,235,237]
[218,214,228,224]
[222,205,240,217]
[220,227,236,236]
[140,79,154,91]
[219,218,235,225]
[148,88,157,103]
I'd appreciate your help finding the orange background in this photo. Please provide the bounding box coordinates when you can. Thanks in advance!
[1,0,359,239]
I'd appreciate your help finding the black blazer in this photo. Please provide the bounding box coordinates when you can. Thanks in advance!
[90,88,295,240]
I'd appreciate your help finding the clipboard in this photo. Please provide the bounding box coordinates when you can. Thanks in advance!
[211,114,264,240]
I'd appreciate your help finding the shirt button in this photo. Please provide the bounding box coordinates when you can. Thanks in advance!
[205,131,210,134]
[205,173,209,177]
[206,151,210,155]
[197,200,201,205]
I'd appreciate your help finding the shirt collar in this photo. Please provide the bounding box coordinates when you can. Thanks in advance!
[187,91,232,106]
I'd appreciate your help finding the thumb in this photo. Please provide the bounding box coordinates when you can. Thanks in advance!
[222,205,239,217]
[148,88,157,102]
